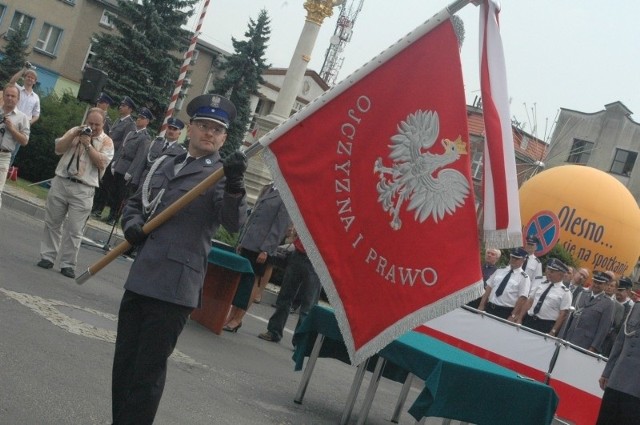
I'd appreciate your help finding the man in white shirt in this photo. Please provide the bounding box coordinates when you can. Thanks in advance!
[520,258,572,335]
[478,247,531,321]
[8,65,40,166]
[0,84,30,208]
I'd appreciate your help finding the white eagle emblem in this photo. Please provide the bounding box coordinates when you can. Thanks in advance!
[374,110,470,230]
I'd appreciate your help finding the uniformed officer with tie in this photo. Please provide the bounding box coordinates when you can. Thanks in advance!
[111,94,247,424]
[128,117,186,189]
[565,271,616,354]
[478,247,531,321]
[519,258,572,335]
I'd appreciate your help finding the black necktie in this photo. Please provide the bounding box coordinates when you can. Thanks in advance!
[523,256,529,272]
[184,156,195,166]
[162,141,169,152]
[495,269,513,297]
[533,282,553,315]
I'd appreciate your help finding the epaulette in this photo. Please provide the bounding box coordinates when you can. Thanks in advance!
[521,271,529,278]
[562,286,569,291]
[535,257,541,263]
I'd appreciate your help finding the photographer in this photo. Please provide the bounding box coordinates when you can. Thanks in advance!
[37,108,114,278]
[0,84,30,209]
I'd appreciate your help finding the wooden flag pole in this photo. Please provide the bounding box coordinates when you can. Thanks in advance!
[75,142,264,285]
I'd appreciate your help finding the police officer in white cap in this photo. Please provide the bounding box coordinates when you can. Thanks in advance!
[111,94,247,424]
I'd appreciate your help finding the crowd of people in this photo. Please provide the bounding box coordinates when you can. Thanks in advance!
[476,236,640,424]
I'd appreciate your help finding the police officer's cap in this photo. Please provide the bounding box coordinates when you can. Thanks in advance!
[186,94,236,128]
[525,235,540,245]
[120,96,137,110]
[509,247,528,259]
[618,276,633,289]
[97,93,114,105]
[138,107,154,121]
[592,271,612,284]
[166,117,185,130]
[546,258,569,273]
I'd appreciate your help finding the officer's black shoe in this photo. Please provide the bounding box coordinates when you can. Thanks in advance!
[60,268,75,279]
[37,259,54,269]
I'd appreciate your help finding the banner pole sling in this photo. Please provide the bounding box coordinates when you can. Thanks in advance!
[75,141,264,284]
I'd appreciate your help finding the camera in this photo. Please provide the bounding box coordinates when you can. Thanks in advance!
[24,61,33,69]
[80,126,92,136]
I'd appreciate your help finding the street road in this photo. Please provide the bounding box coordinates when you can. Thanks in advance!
[0,207,428,424]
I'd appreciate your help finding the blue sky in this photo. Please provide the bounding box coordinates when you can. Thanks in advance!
[192,0,640,142]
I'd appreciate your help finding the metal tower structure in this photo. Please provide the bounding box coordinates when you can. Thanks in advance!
[319,0,364,86]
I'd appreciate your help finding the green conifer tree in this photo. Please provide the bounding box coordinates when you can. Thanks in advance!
[0,21,31,85]
[90,0,197,129]
[211,9,271,158]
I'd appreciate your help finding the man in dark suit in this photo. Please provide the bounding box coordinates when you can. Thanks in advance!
[107,107,154,224]
[111,94,247,424]
[128,117,186,189]
[565,271,616,354]
[92,96,137,220]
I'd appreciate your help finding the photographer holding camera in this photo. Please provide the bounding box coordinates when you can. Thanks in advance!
[37,108,114,278]
[0,84,30,209]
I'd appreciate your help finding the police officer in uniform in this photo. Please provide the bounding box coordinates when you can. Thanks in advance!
[92,96,137,219]
[128,117,186,189]
[108,107,154,223]
[111,94,247,424]
[597,302,640,424]
[520,258,572,335]
[523,235,544,295]
[95,93,114,135]
[565,271,616,354]
[478,247,531,321]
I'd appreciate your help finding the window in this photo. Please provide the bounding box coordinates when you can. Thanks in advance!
[82,40,97,69]
[610,148,637,177]
[100,9,115,28]
[35,23,63,55]
[190,49,199,65]
[471,150,483,181]
[8,11,34,37]
[567,138,594,164]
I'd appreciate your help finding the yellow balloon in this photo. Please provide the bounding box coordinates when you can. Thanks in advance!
[519,165,640,275]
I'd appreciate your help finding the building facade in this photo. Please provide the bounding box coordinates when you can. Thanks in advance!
[545,102,640,204]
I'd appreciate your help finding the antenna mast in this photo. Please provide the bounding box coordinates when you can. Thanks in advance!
[319,0,365,86]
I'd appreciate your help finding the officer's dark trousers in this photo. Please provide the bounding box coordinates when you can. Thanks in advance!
[596,387,640,425]
[267,250,321,343]
[112,290,192,425]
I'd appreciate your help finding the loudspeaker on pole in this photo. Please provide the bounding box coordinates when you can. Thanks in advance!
[77,66,108,104]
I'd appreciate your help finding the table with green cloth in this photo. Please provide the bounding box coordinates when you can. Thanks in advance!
[190,246,254,334]
[207,246,254,309]
[293,305,558,425]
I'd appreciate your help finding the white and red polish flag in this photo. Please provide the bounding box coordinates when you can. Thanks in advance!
[480,0,522,248]
[259,10,482,363]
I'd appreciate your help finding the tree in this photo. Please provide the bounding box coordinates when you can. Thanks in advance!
[210,9,271,158]
[90,0,197,129]
[0,21,31,85]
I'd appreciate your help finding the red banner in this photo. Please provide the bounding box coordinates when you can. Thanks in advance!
[263,19,482,363]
